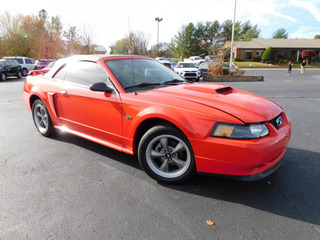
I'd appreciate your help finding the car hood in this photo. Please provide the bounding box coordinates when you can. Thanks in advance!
[146,83,282,123]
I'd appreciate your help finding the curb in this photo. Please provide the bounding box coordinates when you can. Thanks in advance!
[203,75,264,82]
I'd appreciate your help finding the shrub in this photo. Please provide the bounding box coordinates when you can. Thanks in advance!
[253,55,261,62]
[262,47,275,61]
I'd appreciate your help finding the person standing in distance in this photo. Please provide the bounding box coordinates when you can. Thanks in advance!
[287,61,293,75]
[301,60,306,73]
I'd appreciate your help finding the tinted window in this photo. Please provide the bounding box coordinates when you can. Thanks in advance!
[15,58,23,64]
[25,59,33,64]
[64,61,110,86]
[53,65,67,80]
[9,60,18,66]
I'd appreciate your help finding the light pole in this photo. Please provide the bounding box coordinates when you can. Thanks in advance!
[155,17,163,56]
[229,0,237,70]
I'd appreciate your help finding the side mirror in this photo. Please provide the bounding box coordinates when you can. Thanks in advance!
[89,82,113,93]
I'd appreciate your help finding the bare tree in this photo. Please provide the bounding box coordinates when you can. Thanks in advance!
[80,24,96,54]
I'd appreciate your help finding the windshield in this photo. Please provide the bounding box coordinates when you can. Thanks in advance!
[177,63,197,68]
[105,59,185,92]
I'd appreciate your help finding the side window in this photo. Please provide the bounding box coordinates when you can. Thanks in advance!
[9,60,16,66]
[65,61,110,86]
[15,58,23,64]
[25,59,32,64]
[92,64,112,86]
[53,65,67,80]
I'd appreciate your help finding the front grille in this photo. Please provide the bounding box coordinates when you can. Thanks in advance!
[184,72,197,77]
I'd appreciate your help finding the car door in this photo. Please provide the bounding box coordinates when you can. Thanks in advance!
[54,61,123,146]
[4,61,11,76]
[10,60,20,75]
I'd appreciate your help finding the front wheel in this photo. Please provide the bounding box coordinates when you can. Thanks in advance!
[32,99,56,137]
[1,72,6,81]
[138,124,195,183]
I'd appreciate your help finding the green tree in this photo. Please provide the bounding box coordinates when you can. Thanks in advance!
[239,21,260,41]
[110,38,131,54]
[220,20,241,42]
[166,40,177,57]
[314,35,320,39]
[262,47,275,61]
[272,28,288,39]
[174,23,199,59]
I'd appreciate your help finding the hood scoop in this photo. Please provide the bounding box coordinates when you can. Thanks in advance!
[182,84,235,95]
[215,86,235,95]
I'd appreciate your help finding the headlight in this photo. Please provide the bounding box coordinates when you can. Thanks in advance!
[211,122,269,139]
[179,71,184,75]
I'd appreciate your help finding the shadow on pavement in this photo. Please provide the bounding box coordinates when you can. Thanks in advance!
[52,132,320,227]
[0,77,25,83]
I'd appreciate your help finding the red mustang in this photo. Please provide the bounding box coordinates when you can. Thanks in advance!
[23,55,291,183]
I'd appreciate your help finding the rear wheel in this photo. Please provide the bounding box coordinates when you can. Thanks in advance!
[32,99,56,137]
[17,70,22,79]
[138,124,195,183]
[22,68,28,76]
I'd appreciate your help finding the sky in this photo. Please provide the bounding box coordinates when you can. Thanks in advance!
[1,0,320,52]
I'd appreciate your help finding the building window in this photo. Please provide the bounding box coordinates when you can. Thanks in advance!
[245,51,252,60]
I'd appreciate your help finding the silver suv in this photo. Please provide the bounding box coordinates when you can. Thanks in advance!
[3,57,35,76]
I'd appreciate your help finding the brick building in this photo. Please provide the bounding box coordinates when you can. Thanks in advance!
[224,38,320,62]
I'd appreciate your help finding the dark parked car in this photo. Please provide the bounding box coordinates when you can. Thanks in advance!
[3,56,35,76]
[198,62,210,76]
[34,59,56,70]
[0,59,22,81]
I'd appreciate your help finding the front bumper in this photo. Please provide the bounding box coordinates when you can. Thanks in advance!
[190,113,291,180]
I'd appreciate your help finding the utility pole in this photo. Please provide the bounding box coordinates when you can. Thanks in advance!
[229,0,237,70]
[155,17,163,56]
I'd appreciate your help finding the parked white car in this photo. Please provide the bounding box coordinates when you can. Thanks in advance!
[184,56,205,66]
[3,56,35,76]
[174,62,201,81]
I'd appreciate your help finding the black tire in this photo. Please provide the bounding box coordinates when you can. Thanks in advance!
[138,124,196,183]
[1,72,6,81]
[22,68,28,76]
[32,99,56,137]
[17,70,22,79]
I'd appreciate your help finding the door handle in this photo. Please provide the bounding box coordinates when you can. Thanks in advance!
[60,90,67,94]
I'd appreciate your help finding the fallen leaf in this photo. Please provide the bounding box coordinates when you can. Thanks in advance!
[206,220,215,226]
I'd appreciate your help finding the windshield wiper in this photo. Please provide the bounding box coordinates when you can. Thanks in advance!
[124,82,161,90]
[164,79,186,85]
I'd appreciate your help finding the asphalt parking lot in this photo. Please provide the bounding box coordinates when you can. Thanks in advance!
[1,69,320,240]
